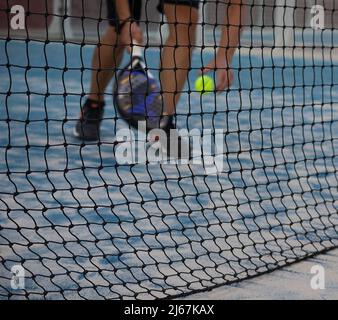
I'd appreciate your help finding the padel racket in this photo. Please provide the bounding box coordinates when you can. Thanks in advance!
[114,42,169,131]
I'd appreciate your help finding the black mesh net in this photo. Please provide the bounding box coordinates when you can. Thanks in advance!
[1,0,338,300]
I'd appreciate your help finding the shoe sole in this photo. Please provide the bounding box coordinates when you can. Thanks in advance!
[73,127,99,142]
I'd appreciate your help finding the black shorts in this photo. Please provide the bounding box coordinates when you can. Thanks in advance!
[107,0,200,27]
[107,0,142,27]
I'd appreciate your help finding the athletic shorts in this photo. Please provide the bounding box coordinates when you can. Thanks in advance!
[107,0,200,27]
[107,0,142,28]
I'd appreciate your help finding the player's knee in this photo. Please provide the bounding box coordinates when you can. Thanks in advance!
[167,23,197,47]
[99,25,118,47]
[168,26,196,47]
[166,6,198,47]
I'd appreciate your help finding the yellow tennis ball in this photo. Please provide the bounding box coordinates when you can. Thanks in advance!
[195,75,214,94]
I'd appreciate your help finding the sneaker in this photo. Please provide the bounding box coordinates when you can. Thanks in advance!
[147,118,190,162]
[74,99,105,141]
[164,120,190,162]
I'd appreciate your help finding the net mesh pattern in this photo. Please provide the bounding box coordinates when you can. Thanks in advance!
[1,0,338,299]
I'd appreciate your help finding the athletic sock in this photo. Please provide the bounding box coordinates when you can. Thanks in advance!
[85,98,105,109]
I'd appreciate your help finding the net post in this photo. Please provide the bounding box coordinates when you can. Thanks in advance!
[274,0,296,48]
[63,0,74,40]
[48,0,63,38]
[48,0,74,40]
[254,0,264,27]
[305,0,316,26]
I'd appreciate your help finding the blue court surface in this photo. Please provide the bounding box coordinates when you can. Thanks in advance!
[1,37,338,299]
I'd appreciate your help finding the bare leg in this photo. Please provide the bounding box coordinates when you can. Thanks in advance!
[160,4,198,115]
[89,26,124,102]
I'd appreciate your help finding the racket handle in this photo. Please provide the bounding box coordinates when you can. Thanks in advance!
[131,40,143,59]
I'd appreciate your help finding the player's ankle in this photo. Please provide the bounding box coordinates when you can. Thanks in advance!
[163,115,175,133]
[85,98,105,108]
